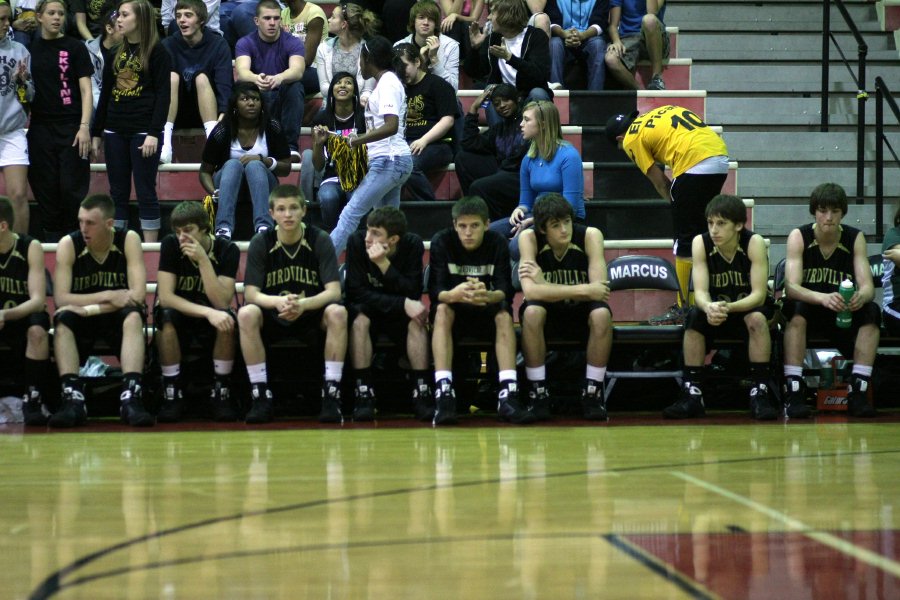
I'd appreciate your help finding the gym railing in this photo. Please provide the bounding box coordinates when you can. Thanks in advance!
[874,76,900,244]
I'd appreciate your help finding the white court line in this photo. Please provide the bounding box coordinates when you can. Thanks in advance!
[672,470,900,578]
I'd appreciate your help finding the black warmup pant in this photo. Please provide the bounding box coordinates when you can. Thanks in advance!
[455,150,521,221]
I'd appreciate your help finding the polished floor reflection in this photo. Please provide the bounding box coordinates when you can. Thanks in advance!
[3,419,900,599]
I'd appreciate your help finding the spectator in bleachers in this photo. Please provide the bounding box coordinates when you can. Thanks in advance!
[883,204,900,337]
[782,183,880,419]
[199,81,291,241]
[314,2,379,105]
[238,184,347,424]
[439,0,485,53]
[330,35,412,255]
[0,197,53,426]
[234,0,305,158]
[221,0,263,50]
[85,9,122,110]
[155,201,240,422]
[454,82,526,221]
[606,106,729,323]
[662,194,778,421]
[545,0,609,90]
[68,0,116,41]
[492,99,583,259]
[159,0,233,164]
[0,2,33,235]
[428,195,535,425]
[90,0,171,243]
[395,42,456,202]
[27,0,93,243]
[483,0,552,39]
[518,193,611,421]
[280,0,326,102]
[163,0,220,35]
[49,194,154,428]
[301,71,367,230]
[10,0,37,47]
[345,206,429,421]
[464,0,551,127]
[605,0,667,90]
[394,0,459,91]
[382,0,417,43]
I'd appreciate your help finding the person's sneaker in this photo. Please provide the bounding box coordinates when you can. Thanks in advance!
[847,378,876,418]
[663,383,705,419]
[256,225,269,234]
[749,383,778,421]
[156,383,184,423]
[352,384,376,422]
[548,81,564,90]
[319,381,343,423]
[290,150,302,163]
[214,228,232,241]
[783,377,811,419]
[245,383,274,424]
[497,381,536,424]
[646,74,666,90]
[49,387,87,428]
[22,389,50,426]
[210,381,237,422]
[648,304,685,326]
[120,385,155,427]
[581,379,608,421]
[528,382,552,421]
[432,378,457,426]
[412,381,434,421]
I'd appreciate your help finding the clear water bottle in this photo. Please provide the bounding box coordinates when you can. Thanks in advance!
[836,279,854,328]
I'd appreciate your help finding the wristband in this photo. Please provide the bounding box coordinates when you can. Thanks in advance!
[267,156,277,171]
[83,304,101,316]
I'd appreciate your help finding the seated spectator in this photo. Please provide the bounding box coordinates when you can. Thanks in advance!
[68,0,116,41]
[483,0,552,38]
[281,0,326,101]
[300,71,367,230]
[883,203,900,337]
[155,201,240,423]
[454,83,526,221]
[518,193,612,421]
[314,2,379,105]
[605,0,667,90]
[395,42,456,202]
[234,0,305,157]
[0,197,52,426]
[464,0,551,126]
[428,196,535,425]
[10,0,37,47]
[490,100,584,260]
[199,82,292,241]
[237,184,347,424]
[160,0,234,163]
[662,194,779,421]
[163,0,221,34]
[782,183,880,419]
[345,207,429,421]
[395,0,460,91]
[546,0,609,90]
[85,9,122,111]
[439,0,485,53]
[49,195,153,428]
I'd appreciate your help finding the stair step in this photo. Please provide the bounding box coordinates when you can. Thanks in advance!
[723,131,900,161]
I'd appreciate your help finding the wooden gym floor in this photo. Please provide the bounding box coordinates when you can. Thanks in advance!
[3,413,900,599]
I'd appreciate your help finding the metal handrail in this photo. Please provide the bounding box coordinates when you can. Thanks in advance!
[874,77,900,243]
[821,0,868,204]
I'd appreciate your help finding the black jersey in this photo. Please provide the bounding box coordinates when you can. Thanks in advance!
[0,234,36,309]
[158,234,240,307]
[702,228,758,303]
[344,230,424,317]
[69,228,130,293]
[534,223,590,287]
[244,226,340,298]
[799,223,860,294]
[428,228,513,305]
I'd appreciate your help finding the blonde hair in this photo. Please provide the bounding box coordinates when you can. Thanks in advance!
[524,101,564,161]
[112,0,159,73]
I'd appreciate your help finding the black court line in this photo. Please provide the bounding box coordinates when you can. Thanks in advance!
[29,446,900,599]
[726,524,748,533]
[603,534,718,600]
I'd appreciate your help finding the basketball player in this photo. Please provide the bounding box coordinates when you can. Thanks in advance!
[50,194,153,428]
[662,194,778,420]
[237,184,347,424]
[606,105,729,323]
[344,206,430,422]
[782,183,880,418]
[517,193,613,421]
[155,201,240,422]
[428,196,534,425]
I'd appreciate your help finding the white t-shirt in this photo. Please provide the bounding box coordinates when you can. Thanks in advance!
[230,134,269,160]
[364,71,410,160]
[498,29,526,86]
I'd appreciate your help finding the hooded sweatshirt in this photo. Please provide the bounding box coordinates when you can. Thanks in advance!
[161,27,233,115]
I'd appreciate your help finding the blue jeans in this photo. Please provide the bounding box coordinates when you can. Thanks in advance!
[222,0,258,50]
[318,182,350,231]
[550,35,608,90]
[403,142,453,201]
[104,132,161,232]
[261,82,303,153]
[485,87,551,127]
[299,148,321,203]
[330,154,413,255]
[213,158,277,233]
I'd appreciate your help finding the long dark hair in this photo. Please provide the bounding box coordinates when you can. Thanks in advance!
[325,70,361,123]
[225,81,269,140]
[360,35,395,74]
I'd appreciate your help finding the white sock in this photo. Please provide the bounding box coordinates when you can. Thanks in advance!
[214,359,233,376]
[203,120,218,138]
[435,370,452,384]
[525,365,545,382]
[498,369,517,383]
[325,361,343,382]
[246,362,267,384]
[163,121,174,148]
[784,365,803,378]
[161,364,180,378]
[586,365,606,382]
[852,365,873,378]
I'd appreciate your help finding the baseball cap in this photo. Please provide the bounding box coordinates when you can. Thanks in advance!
[605,111,639,143]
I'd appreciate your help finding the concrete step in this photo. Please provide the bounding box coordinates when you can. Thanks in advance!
[668,1,882,32]
[706,96,893,127]
[692,63,900,94]
[877,0,900,30]
[723,130,900,162]
[750,200,895,239]
[678,31,898,61]
[737,166,900,199]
